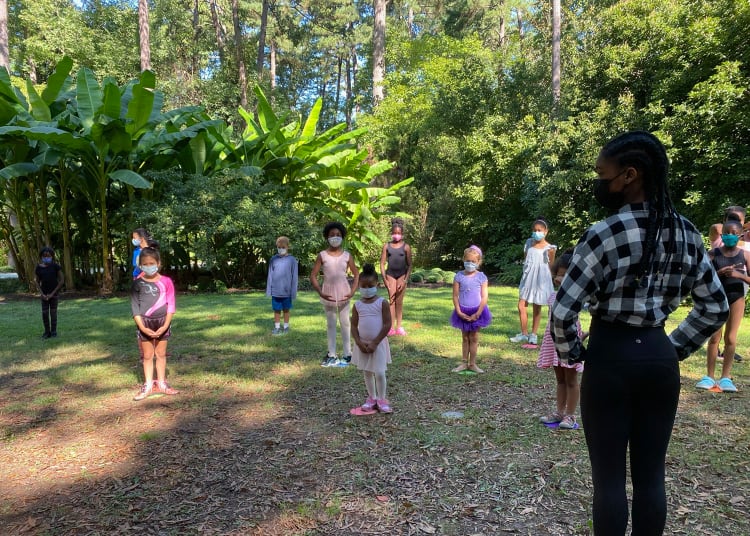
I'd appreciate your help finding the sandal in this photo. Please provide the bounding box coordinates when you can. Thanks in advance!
[452,363,468,373]
[539,412,563,424]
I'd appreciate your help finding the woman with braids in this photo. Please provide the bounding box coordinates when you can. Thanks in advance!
[551,131,728,535]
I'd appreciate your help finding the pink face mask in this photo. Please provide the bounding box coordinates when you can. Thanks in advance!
[392,233,403,242]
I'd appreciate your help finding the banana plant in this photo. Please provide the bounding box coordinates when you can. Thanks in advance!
[209,85,413,258]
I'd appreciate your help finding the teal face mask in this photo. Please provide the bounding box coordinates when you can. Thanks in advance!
[722,234,740,248]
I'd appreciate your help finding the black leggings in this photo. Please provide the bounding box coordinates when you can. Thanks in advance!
[582,320,680,536]
[41,296,59,334]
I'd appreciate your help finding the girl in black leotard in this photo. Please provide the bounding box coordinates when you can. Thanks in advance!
[697,216,750,392]
[380,218,412,336]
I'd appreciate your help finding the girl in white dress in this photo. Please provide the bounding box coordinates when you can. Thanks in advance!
[351,264,393,413]
[510,217,557,345]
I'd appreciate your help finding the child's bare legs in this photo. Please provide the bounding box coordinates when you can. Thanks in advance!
[274,310,281,324]
[453,330,470,372]
[530,304,543,337]
[283,309,290,324]
[552,365,567,414]
[517,299,529,334]
[706,329,721,378]
[154,339,169,383]
[563,367,580,416]
[720,299,744,379]
[141,340,157,386]
[467,330,484,373]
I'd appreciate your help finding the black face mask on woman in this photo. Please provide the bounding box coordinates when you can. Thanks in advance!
[593,170,628,210]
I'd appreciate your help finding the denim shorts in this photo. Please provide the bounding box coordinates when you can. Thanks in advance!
[271,296,293,311]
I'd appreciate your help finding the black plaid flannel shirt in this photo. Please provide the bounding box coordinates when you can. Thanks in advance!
[551,203,729,361]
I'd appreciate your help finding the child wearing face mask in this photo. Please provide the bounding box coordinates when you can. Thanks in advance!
[266,236,299,335]
[537,250,586,429]
[510,217,557,346]
[35,247,64,339]
[130,247,178,401]
[450,246,492,373]
[310,222,360,367]
[696,215,750,393]
[351,263,393,413]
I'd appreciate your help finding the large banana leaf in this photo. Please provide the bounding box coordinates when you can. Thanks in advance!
[0,162,40,180]
[109,169,151,189]
[41,56,74,105]
[76,68,103,131]
[26,81,51,122]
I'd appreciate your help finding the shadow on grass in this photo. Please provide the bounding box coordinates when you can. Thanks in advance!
[1,288,749,535]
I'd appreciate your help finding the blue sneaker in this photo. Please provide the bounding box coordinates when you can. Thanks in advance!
[334,357,350,367]
[695,376,716,390]
[271,327,283,335]
[717,377,738,392]
[321,355,337,367]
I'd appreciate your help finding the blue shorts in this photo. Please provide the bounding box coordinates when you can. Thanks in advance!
[271,296,293,311]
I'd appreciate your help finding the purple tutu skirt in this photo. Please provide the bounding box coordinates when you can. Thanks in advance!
[450,304,492,332]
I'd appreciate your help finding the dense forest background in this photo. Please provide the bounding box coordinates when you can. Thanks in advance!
[1,0,748,292]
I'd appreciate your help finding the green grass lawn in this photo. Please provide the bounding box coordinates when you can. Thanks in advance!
[0,286,748,535]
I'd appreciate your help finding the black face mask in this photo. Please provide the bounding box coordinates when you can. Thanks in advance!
[593,170,628,211]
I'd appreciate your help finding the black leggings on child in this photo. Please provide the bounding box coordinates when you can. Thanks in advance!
[581,319,680,536]
[41,296,59,335]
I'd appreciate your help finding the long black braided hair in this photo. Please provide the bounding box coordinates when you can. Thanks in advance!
[600,131,680,288]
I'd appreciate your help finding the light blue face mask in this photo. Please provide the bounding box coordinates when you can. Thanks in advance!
[277,248,287,256]
[328,236,343,248]
[141,265,159,276]
[132,238,141,246]
[464,261,478,272]
[531,231,545,242]
[360,287,378,298]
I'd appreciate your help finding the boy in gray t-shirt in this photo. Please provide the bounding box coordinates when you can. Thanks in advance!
[266,236,299,334]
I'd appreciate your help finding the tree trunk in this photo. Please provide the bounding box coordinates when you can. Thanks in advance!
[408,4,414,38]
[0,0,8,70]
[372,0,387,106]
[256,0,269,79]
[98,178,113,295]
[516,8,524,40]
[270,40,276,90]
[208,0,226,64]
[138,0,151,71]
[344,58,352,130]
[551,0,561,114]
[192,0,200,77]
[232,0,248,110]
[59,179,75,290]
[335,56,342,121]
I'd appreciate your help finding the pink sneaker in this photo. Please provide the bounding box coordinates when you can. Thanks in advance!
[361,397,377,411]
[376,399,393,413]
[387,328,397,336]
[396,327,407,336]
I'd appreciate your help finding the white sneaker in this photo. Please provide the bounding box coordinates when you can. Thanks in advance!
[528,333,538,345]
[509,333,529,343]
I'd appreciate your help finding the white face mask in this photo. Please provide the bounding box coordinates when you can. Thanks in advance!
[360,287,378,298]
[141,265,159,276]
[328,236,343,247]
[277,247,287,256]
